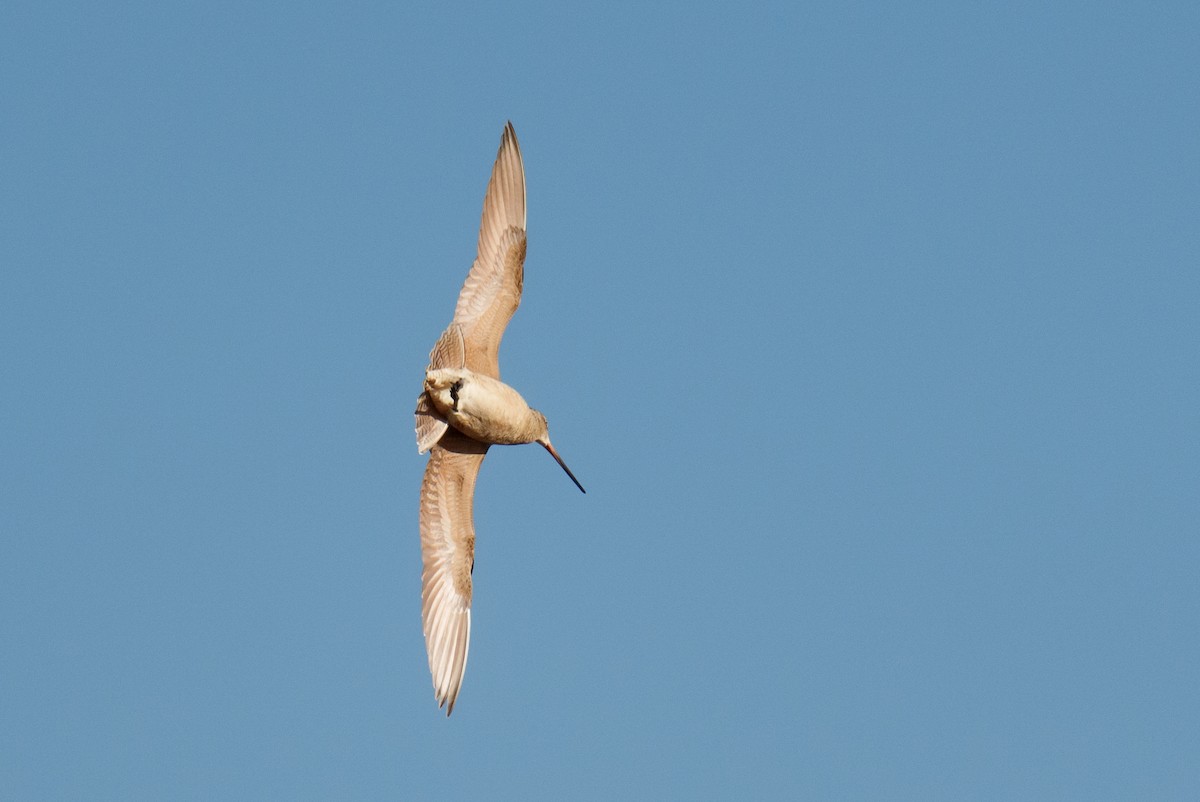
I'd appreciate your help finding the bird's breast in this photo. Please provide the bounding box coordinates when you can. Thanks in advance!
[425,368,538,445]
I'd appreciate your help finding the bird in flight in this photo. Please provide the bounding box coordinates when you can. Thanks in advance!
[414,122,585,715]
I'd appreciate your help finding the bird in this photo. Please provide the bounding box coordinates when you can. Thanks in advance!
[414,122,585,715]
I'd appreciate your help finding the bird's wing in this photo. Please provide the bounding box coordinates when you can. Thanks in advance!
[451,121,527,379]
[419,427,488,715]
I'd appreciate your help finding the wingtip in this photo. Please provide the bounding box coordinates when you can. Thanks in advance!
[500,122,522,165]
[500,121,521,152]
[436,684,459,716]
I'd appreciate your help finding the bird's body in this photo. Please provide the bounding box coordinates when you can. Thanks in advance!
[425,367,546,446]
[414,122,583,715]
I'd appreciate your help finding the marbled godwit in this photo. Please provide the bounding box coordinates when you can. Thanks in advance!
[414,122,584,715]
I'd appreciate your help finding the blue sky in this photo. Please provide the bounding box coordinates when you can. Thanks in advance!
[3,2,1198,798]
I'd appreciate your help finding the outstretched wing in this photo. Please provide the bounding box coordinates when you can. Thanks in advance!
[419,427,488,715]
[451,121,527,379]
[415,122,526,712]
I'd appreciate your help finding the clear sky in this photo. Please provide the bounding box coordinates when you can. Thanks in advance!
[3,2,1198,799]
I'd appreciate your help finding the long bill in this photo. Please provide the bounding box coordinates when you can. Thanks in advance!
[541,440,586,494]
